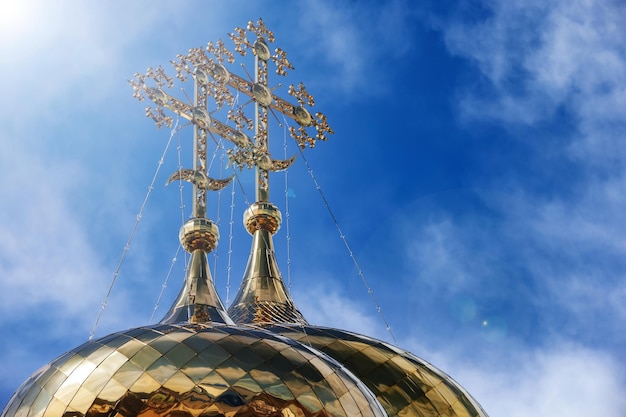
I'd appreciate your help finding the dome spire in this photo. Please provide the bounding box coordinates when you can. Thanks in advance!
[130,56,235,324]
[223,20,332,325]
[228,201,308,324]
[3,20,489,417]
[128,19,332,326]
[160,217,233,324]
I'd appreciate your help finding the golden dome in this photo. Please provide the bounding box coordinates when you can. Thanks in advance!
[3,324,386,417]
[1,19,489,417]
[267,325,487,417]
[228,202,308,326]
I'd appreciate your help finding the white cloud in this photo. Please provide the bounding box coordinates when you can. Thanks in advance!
[296,0,418,95]
[404,219,474,292]
[293,280,389,341]
[403,183,626,335]
[441,0,626,157]
[0,0,179,116]
[0,121,156,337]
[456,345,626,417]
[400,335,626,417]
[0,144,104,323]
[501,186,626,327]
[424,0,626,349]
[300,4,363,89]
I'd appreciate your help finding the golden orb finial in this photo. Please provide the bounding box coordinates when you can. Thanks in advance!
[243,201,282,235]
[179,217,220,252]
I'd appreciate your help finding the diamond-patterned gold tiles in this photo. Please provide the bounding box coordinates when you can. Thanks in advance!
[2,17,490,417]
[2,323,386,417]
[266,325,489,417]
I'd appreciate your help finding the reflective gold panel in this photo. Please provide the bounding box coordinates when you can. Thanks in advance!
[266,324,489,417]
[2,323,386,417]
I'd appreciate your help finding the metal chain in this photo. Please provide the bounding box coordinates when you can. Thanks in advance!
[149,128,187,323]
[283,124,293,289]
[90,119,181,340]
[209,139,225,284]
[297,145,398,345]
[225,179,236,305]
[149,245,182,324]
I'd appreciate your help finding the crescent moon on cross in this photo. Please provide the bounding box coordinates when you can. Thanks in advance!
[255,153,296,172]
[166,169,234,190]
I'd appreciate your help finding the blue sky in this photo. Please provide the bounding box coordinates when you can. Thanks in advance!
[1,1,625,415]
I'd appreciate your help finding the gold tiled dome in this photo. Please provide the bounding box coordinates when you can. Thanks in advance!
[1,19,489,417]
[3,323,386,417]
[267,325,488,417]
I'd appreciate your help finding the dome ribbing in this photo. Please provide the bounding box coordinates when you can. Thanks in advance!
[1,18,488,417]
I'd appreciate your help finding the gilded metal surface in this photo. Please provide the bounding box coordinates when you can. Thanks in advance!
[228,228,308,326]
[166,169,233,191]
[160,250,232,325]
[2,324,385,417]
[220,68,333,151]
[2,19,490,417]
[243,202,282,235]
[129,18,332,197]
[178,218,219,253]
[267,325,489,417]
[125,18,329,333]
[229,299,308,326]
[227,147,297,173]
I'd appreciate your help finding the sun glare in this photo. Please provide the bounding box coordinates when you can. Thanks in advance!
[0,1,36,38]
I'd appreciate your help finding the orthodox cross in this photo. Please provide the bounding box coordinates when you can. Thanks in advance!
[129,18,333,213]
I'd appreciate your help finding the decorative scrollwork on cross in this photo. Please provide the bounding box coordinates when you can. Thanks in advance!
[130,18,333,206]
